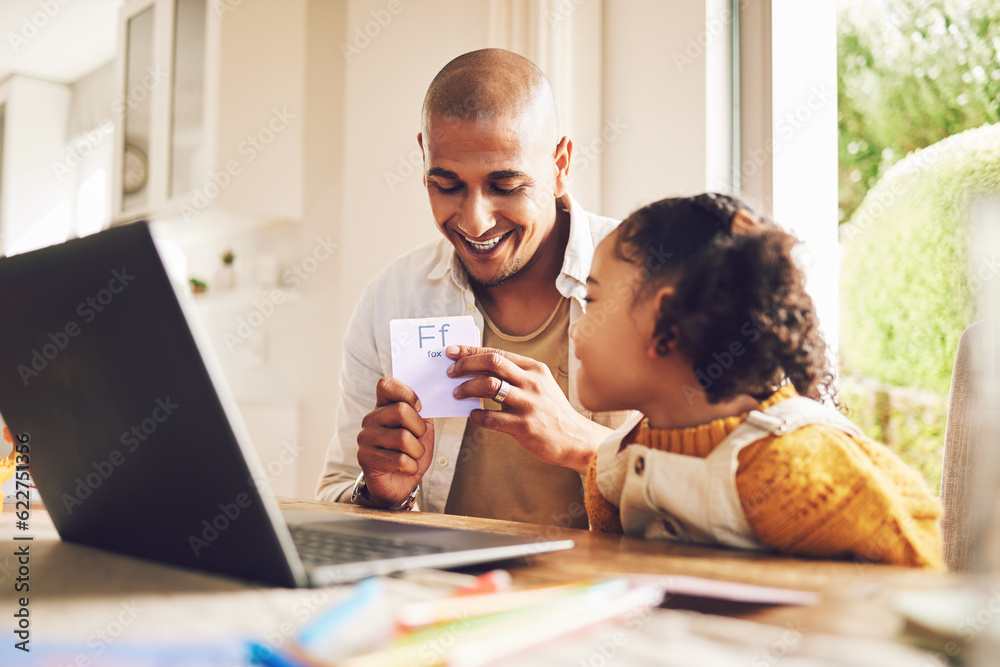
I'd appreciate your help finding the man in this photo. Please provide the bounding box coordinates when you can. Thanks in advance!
[316,49,628,527]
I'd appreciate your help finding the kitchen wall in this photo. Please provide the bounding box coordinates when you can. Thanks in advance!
[0,0,836,498]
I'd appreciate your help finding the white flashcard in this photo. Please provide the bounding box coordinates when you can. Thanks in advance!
[389,316,482,418]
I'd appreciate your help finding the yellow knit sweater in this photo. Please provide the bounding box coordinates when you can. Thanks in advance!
[584,386,944,569]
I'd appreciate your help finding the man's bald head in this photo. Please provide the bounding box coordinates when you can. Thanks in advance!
[421,48,560,146]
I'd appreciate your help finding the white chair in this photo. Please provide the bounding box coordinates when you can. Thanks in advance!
[941,320,1000,571]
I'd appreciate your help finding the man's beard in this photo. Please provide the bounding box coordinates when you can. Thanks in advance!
[457,254,523,288]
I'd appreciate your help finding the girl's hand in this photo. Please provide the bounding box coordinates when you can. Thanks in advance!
[445,345,610,475]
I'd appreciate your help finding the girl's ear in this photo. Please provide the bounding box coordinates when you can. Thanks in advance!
[647,285,676,358]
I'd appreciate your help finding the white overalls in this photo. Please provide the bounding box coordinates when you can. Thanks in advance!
[593,397,863,548]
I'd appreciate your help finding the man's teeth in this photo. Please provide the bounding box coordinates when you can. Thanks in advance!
[468,235,503,251]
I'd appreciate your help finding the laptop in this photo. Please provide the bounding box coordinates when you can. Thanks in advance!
[0,222,573,587]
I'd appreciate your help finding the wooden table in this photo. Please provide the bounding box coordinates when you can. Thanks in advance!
[0,498,965,665]
[284,499,955,640]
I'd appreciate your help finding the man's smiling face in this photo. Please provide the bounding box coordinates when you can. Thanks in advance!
[419,111,565,288]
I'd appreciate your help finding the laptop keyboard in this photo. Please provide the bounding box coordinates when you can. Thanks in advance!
[288,525,444,565]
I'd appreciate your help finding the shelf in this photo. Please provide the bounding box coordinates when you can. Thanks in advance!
[189,286,301,311]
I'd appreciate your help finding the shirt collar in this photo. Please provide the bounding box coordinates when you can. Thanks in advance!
[558,193,596,289]
[426,193,594,296]
[428,238,457,281]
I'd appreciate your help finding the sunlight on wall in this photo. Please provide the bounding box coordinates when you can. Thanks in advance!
[5,200,71,256]
[75,167,107,238]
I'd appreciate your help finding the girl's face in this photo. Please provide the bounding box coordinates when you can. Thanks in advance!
[571,230,667,413]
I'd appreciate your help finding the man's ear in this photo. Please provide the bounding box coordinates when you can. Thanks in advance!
[553,136,572,197]
[417,132,426,186]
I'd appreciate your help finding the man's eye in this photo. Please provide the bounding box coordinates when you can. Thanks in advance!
[431,181,461,193]
[492,185,522,195]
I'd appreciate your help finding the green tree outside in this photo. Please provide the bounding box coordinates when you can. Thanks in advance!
[838,0,1000,493]
[838,0,1000,223]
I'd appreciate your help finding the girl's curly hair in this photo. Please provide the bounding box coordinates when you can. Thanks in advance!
[615,193,836,405]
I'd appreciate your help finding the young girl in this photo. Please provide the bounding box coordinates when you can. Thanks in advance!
[573,193,942,568]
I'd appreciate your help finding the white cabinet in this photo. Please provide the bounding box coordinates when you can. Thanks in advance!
[113,0,306,236]
[115,0,159,219]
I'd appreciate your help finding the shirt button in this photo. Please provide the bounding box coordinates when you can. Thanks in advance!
[634,456,645,475]
[438,456,449,467]
[466,304,475,314]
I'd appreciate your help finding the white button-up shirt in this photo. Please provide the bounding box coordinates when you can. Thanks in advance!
[316,195,621,512]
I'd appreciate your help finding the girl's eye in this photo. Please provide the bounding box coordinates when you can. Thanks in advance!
[583,296,594,304]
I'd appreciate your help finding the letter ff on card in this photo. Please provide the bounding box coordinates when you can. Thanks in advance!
[389,316,482,418]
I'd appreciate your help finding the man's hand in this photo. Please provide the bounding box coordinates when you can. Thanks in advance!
[356,378,435,507]
[446,345,611,475]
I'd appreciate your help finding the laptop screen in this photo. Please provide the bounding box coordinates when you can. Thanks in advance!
[0,223,303,586]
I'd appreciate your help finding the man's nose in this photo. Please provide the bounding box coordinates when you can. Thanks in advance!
[458,189,496,238]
